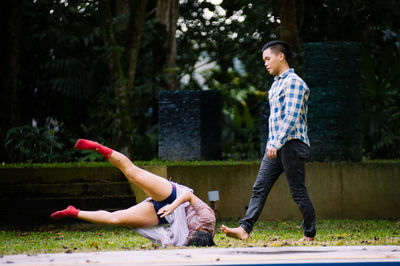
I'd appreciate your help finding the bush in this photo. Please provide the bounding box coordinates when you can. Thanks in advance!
[4,124,103,163]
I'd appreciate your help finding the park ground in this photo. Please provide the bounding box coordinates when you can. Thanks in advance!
[1,219,399,255]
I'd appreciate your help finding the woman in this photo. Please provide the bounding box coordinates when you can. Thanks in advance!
[51,139,216,247]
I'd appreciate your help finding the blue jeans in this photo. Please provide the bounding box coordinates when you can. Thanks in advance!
[240,139,316,237]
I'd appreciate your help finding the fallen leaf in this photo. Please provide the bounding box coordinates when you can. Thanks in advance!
[90,242,99,249]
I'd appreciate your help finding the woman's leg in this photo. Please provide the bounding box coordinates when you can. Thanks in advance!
[77,202,159,228]
[51,202,159,228]
[108,150,172,202]
[75,139,172,201]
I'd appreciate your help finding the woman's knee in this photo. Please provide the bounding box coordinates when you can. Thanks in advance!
[108,212,126,225]
[124,165,140,182]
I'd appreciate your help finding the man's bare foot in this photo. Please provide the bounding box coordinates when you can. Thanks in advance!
[221,225,249,240]
[298,236,315,242]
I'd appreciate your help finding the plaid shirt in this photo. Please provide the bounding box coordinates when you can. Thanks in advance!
[267,68,310,150]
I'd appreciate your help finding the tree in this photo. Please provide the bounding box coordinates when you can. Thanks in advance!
[3,0,169,162]
[99,0,147,156]
[177,0,279,159]
[0,0,26,161]
[278,0,299,53]
[155,0,180,90]
[2,0,399,162]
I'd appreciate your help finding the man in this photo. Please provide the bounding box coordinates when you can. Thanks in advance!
[221,40,316,242]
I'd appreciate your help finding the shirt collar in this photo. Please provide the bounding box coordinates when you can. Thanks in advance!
[274,68,294,81]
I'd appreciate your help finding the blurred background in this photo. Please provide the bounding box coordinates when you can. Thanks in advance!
[1,0,399,163]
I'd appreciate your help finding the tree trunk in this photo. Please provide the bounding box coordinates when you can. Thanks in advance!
[0,0,25,161]
[279,0,299,54]
[125,0,147,93]
[99,0,147,156]
[156,0,179,90]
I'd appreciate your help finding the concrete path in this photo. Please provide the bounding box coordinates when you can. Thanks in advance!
[1,246,400,266]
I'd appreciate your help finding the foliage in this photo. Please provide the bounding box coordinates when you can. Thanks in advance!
[176,0,400,160]
[300,0,400,43]
[16,0,163,161]
[5,125,66,163]
[4,0,400,162]
[177,0,278,159]
[14,0,114,163]
[300,0,400,159]
[0,219,399,255]
[18,0,106,130]
[4,124,105,163]
[362,45,400,159]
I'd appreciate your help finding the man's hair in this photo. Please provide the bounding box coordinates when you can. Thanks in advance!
[261,40,295,61]
[186,230,216,247]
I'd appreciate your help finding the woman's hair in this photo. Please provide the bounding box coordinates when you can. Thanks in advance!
[186,230,216,247]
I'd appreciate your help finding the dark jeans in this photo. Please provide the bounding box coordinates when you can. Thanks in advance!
[240,139,316,237]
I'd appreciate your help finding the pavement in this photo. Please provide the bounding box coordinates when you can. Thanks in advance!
[1,245,400,266]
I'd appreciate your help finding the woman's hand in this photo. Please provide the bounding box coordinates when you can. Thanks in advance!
[157,204,174,218]
[157,191,198,218]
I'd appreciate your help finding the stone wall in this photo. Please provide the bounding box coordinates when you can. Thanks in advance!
[137,162,400,220]
[1,162,399,226]
[0,166,137,225]
[303,42,363,162]
[158,90,222,160]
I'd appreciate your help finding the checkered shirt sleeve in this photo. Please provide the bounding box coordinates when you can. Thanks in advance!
[267,69,310,150]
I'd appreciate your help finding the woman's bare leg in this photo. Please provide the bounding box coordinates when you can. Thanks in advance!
[75,139,172,201]
[108,151,172,201]
[77,201,159,228]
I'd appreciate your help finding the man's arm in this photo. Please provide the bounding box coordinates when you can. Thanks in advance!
[269,78,306,150]
[158,191,199,218]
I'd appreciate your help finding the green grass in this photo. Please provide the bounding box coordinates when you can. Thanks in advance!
[217,219,400,248]
[1,219,399,255]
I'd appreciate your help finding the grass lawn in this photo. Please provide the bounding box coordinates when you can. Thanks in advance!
[1,219,399,255]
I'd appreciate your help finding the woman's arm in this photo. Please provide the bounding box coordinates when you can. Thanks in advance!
[158,191,199,218]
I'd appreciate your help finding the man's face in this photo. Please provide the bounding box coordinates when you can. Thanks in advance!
[262,48,282,76]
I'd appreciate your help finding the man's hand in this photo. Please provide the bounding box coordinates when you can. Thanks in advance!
[267,147,277,159]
